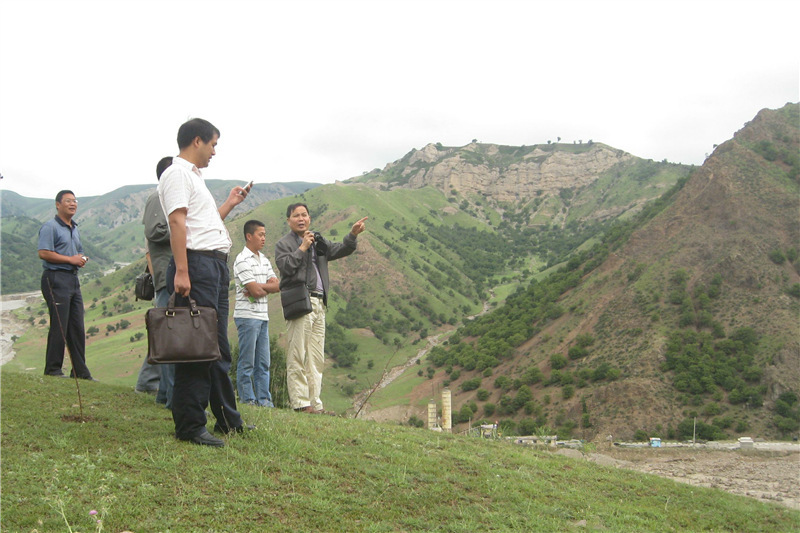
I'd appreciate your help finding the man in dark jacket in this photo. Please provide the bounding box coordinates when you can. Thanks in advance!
[274,203,366,413]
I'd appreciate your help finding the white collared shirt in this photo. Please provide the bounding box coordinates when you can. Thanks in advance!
[158,157,231,253]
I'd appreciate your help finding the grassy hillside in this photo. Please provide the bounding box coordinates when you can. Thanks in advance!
[396,104,800,442]
[2,370,797,532]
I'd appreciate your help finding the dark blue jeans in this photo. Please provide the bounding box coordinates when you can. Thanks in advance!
[167,252,242,440]
[41,270,91,378]
[235,318,273,406]
[135,288,174,408]
[155,286,176,409]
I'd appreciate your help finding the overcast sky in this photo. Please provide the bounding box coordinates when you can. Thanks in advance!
[0,0,797,200]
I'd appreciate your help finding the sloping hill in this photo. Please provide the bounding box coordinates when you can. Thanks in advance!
[2,370,798,531]
[398,103,799,441]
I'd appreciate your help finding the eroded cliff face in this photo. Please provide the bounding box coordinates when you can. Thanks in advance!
[383,142,632,202]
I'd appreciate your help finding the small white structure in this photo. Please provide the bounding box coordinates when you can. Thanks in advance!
[442,388,452,433]
[650,437,662,448]
[427,400,438,431]
[738,437,754,449]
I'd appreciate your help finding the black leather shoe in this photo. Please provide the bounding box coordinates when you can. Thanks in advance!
[188,430,225,447]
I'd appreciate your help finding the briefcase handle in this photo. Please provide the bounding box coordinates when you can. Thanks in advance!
[166,293,205,329]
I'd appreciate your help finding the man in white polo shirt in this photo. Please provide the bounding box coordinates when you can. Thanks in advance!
[233,219,279,407]
[158,118,253,447]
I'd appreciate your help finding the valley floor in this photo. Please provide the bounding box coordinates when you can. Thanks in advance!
[0,291,40,366]
[582,445,800,510]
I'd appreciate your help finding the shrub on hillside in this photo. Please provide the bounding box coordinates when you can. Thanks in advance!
[550,354,568,369]
[407,415,424,428]
[676,418,726,441]
[461,377,481,392]
[494,375,511,390]
[512,386,533,410]
[768,249,786,264]
[568,346,588,360]
[522,366,544,384]
[787,283,800,298]
[518,419,538,436]
[562,385,575,400]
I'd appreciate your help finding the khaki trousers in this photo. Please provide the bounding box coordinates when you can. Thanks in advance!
[286,297,326,410]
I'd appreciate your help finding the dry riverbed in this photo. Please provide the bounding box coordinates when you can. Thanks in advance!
[577,444,800,510]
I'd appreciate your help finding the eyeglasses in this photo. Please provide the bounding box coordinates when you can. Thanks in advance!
[60,198,78,205]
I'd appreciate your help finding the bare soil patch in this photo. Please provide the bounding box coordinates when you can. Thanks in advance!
[61,414,98,423]
[588,445,800,510]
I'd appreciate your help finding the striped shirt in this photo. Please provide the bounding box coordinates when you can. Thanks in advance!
[233,246,277,320]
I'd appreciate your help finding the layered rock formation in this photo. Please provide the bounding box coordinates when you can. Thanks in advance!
[378,142,633,202]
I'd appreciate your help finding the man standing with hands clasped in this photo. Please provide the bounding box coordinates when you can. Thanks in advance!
[158,118,253,447]
[233,220,279,407]
[275,203,367,415]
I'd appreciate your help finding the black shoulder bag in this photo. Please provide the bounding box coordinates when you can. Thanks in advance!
[135,265,155,301]
[280,250,313,320]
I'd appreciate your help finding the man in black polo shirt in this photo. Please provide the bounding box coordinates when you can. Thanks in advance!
[37,190,95,380]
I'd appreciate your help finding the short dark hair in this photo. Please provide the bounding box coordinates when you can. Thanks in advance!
[286,203,309,218]
[156,156,173,180]
[243,219,265,239]
[56,190,75,203]
[176,118,220,149]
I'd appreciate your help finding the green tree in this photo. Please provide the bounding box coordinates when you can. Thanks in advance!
[461,377,481,392]
[550,354,568,369]
[512,386,533,410]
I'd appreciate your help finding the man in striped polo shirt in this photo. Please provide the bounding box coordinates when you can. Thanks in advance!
[233,220,279,407]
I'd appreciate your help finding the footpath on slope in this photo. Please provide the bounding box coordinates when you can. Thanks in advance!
[352,296,494,418]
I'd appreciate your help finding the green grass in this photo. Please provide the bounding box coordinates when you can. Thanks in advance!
[366,361,430,411]
[2,370,798,532]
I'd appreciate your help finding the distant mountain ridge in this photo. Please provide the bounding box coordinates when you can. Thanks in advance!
[0,180,321,293]
[352,141,690,225]
[1,180,320,226]
[360,141,628,197]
